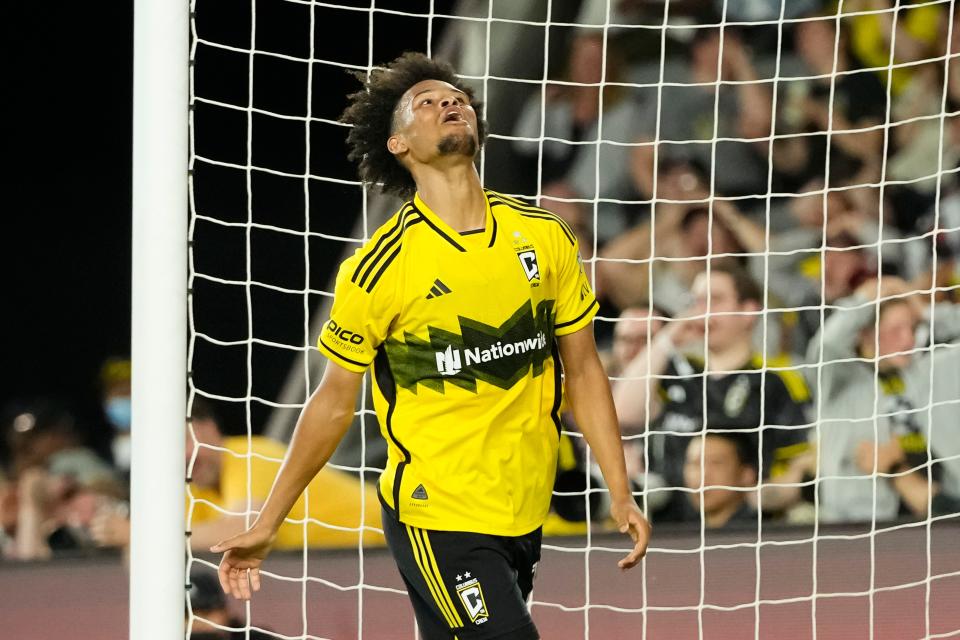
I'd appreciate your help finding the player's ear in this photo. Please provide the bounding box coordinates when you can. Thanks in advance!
[387,134,408,157]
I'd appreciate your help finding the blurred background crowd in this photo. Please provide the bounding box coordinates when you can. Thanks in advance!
[2,0,959,580]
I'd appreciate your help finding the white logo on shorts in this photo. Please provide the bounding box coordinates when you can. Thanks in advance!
[456,577,489,624]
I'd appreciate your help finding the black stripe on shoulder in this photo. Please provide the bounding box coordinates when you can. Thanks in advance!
[351,205,415,285]
[556,298,599,330]
[487,195,577,245]
[487,190,535,209]
[490,192,576,234]
[518,212,576,246]
[412,204,466,252]
[365,218,423,292]
[357,210,420,289]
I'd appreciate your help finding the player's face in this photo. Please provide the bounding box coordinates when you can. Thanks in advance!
[691,272,755,351]
[390,79,478,164]
[684,436,752,518]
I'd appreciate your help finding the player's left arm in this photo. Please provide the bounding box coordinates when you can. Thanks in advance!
[558,326,652,570]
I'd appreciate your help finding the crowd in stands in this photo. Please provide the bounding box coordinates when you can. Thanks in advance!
[531,0,960,533]
[1,0,959,563]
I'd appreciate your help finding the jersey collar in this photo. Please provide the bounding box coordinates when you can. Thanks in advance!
[412,191,498,251]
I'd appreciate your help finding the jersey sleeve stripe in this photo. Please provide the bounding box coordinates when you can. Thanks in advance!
[517,212,576,245]
[364,218,423,292]
[356,210,418,289]
[487,192,578,240]
[487,195,577,245]
[555,298,599,330]
[317,336,372,369]
[365,245,401,293]
[405,526,460,628]
[351,205,413,284]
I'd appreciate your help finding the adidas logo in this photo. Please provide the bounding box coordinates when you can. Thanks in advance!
[411,484,429,500]
[425,278,452,299]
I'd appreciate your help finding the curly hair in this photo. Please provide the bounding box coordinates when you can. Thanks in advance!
[339,51,487,200]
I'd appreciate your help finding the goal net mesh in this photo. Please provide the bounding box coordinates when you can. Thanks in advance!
[186,0,960,638]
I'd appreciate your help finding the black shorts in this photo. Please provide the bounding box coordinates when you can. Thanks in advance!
[381,506,542,640]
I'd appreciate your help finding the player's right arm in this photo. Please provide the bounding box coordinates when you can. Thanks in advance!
[210,361,364,600]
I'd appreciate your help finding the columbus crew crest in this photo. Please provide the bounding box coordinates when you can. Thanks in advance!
[455,575,490,625]
[512,232,540,285]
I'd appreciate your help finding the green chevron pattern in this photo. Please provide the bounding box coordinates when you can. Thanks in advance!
[384,299,556,394]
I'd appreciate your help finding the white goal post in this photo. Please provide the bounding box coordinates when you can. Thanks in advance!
[130,0,188,638]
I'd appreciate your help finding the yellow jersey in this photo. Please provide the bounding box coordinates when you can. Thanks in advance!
[317,189,597,536]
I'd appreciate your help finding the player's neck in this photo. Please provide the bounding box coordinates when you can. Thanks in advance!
[414,163,487,232]
[705,339,752,374]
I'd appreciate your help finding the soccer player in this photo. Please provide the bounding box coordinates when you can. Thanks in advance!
[210,52,651,639]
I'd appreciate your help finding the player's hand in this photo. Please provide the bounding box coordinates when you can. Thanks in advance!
[609,498,652,570]
[210,525,276,600]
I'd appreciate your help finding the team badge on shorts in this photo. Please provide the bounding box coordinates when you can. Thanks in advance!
[455,573,490,625]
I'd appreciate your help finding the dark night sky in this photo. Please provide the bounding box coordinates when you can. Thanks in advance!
[7,1,461,447]
[8,4,134,449]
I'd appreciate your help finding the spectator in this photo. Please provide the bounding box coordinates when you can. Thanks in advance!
[0,398,123,560]
[98,356,132,478]
[511,29,642,242]
[612,262,813,523]
[599,304,668,500]
[808,275,960,523]
[601,304,667,379]
[712,192,879,357]
[596,186,748,317]
[924,340,960,517]
[89,398,385,552]
[682,432,759,529]
[628,27,773,202]
[843,0,947,96]
[774,13,888,195]
[2,398,114,484]
[4,465,125,561]
[548,306,669,535]
[188,567,272,639]
[883,15,959,240]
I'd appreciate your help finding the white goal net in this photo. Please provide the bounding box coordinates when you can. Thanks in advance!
[186,0,960,638]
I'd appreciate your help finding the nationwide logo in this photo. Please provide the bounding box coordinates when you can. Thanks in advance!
[435,333,548,376]
[384,299,555,394]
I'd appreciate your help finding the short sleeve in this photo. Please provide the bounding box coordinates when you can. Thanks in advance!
[316,252,396,372]
[554,235,598,337]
